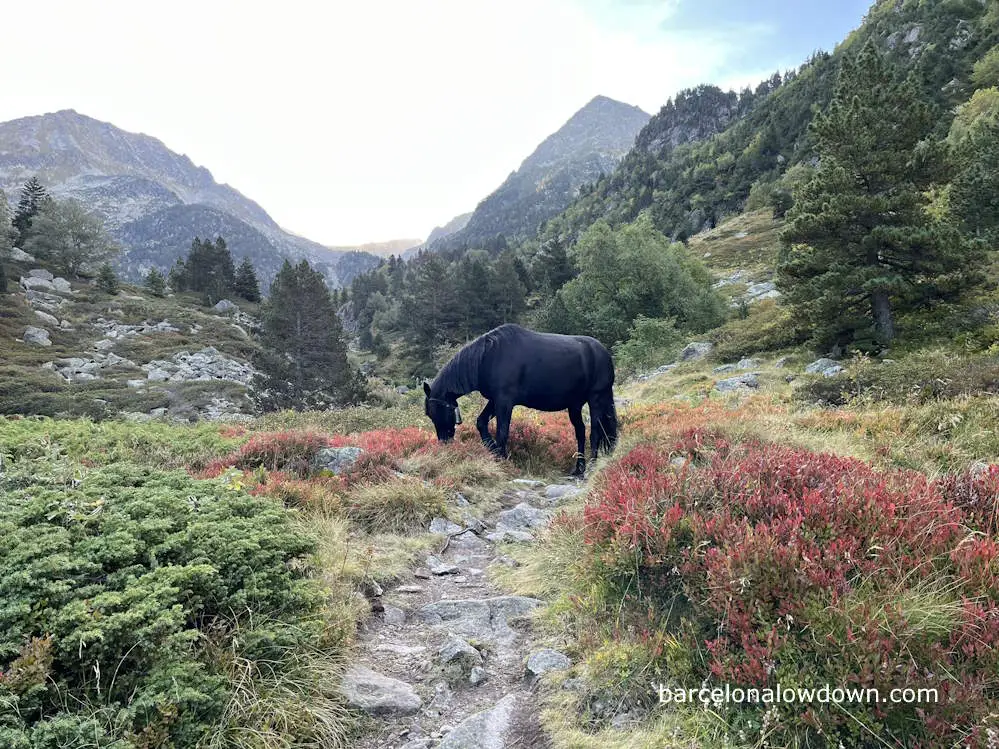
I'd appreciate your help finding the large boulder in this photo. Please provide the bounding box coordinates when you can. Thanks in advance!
[51,277,72,294]
[495,503,552,533]
[805,358,844,378]
[418,596,542,646]
[9,248,35,262]
[339,665,422,716]
[678,341,713,361]
[714,373,760,392]
[22,326,51,347]
[20,276,55,292]
[312,446,364,475]
[213,298,238,314]
[28,269,54,281]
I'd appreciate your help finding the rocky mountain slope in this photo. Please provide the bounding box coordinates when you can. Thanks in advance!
[0,109,380,287]
[433,96,650,250]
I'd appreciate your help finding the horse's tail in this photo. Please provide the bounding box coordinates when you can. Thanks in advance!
[590,390,618,455]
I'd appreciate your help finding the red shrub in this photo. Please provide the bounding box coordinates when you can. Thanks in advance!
[232,431,332,476]
[583,436,998,745]
[937,464,999,537]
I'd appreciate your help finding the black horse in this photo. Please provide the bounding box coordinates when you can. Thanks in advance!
[423,324,617,476]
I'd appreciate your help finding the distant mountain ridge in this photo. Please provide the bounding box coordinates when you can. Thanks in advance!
[432,95,650,250]
[0,109,380,287]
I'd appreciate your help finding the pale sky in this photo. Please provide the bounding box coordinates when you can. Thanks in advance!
[1,0,871,246]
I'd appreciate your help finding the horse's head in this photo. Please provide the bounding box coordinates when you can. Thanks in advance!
[423,381,462,442]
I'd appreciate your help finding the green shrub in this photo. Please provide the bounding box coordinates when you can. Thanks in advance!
[709,299,809,361]
[0,465,341,746]
[797,350,999,406]
[613,316,684,376]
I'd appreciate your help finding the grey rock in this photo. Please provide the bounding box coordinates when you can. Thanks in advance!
[381,605,407,625]
[94,339,115,351]
[395,585,425,594]
[805,358,844,378]
[126,379,146,389]
[737,358,761,370]
[51,277,72,294]
[426,555,460,576]
[773,356,791,369]
[636,363,676,382]
[714,373,760,392]
[21,276,55,292]
[340,666,421,716]
[399,739,432,749]
[713,364,737,374]
[123,412,151,423]
[430,517,464,535]
[312,446,364,475]
[438,636,483,682]
[469,666,488,686]
[22,326,51,346]
[679,341,713,361]
[146,367,171,382]
[511,479,545,488]
[396,385,410,394]
[526,648,571,681]
[213,298,238,314]
[34,310,59,327]
[485,529,535,543]
[9,248,35,262]
[495,502,552,533]
[544,484,581,500]
[68,372,99,383]
[417,596,542,645]
[28,269,54,281]
[436,693,524,749]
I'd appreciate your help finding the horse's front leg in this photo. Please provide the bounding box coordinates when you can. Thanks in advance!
[568,406,586,477]
[476,401,497,452]
[493,402,513,459]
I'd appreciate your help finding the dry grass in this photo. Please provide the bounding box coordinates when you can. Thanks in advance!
[343,477,450,533]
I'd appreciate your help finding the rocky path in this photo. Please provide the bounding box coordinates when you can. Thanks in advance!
[343,479,584,749]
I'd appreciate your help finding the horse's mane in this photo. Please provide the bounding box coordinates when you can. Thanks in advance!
[432,324,521,396]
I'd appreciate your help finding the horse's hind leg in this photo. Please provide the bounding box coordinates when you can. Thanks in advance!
[568,406,586,477]
[477,401,497,452]
[493,402,513,459]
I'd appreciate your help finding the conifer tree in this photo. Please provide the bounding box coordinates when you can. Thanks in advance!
[254,260,365,411]
[96,262,119,295]
[168,259,187,292]
[24,199,118,276]
[233,257,261,302]
[400,254,462,364]
[0,196,11,294]
[144,268,167,297]
[12,177,48,244]
[777,43,980,347]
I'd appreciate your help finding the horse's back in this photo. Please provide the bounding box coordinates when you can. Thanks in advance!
[480,325,614,409]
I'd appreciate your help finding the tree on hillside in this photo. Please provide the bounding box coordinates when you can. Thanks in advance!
[145,268,167,297]
[947,88,999,242]
[96,262,119,295]
[399,253,463,366]
[179,237,236,304]
[0,196,12,293]
[777,43,980,348]
[233,257,261,302]
[544,214,725,347]
[254,259,366,411]
[12,177,49,244]
[24,198,118,276]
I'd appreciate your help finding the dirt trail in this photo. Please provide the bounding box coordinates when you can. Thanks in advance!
[346,478,582,749]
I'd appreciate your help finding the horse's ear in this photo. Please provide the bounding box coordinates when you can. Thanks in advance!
[423,381,431,397]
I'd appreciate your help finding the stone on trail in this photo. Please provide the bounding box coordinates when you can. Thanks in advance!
[436,693,526,749]
[427,555,460,576]
[430,517,464,535]
[418,596,543,645]
[525,649,571,681]
[544,484,581,501]
[495,502,552,533]
[438,635,483,682]
[340,665,422,716]
[485,529,535,543]
[511,478,545,488]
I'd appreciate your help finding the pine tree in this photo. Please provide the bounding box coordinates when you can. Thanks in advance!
[96,263,119,295]
[12,177,49,244]
[145,268,167,297]
[0,196,11,294]
[400,254,462,364]
[233,257,261,302]
[254,260,365,411]
[777,43,980,348]
[168,259,187,292]
[25,198,118,276]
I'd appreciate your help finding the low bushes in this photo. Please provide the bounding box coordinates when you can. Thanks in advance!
[581,431,999,746]
[0,465,342,747]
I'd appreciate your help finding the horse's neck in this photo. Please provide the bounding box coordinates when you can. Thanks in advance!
[439,353,478,397]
